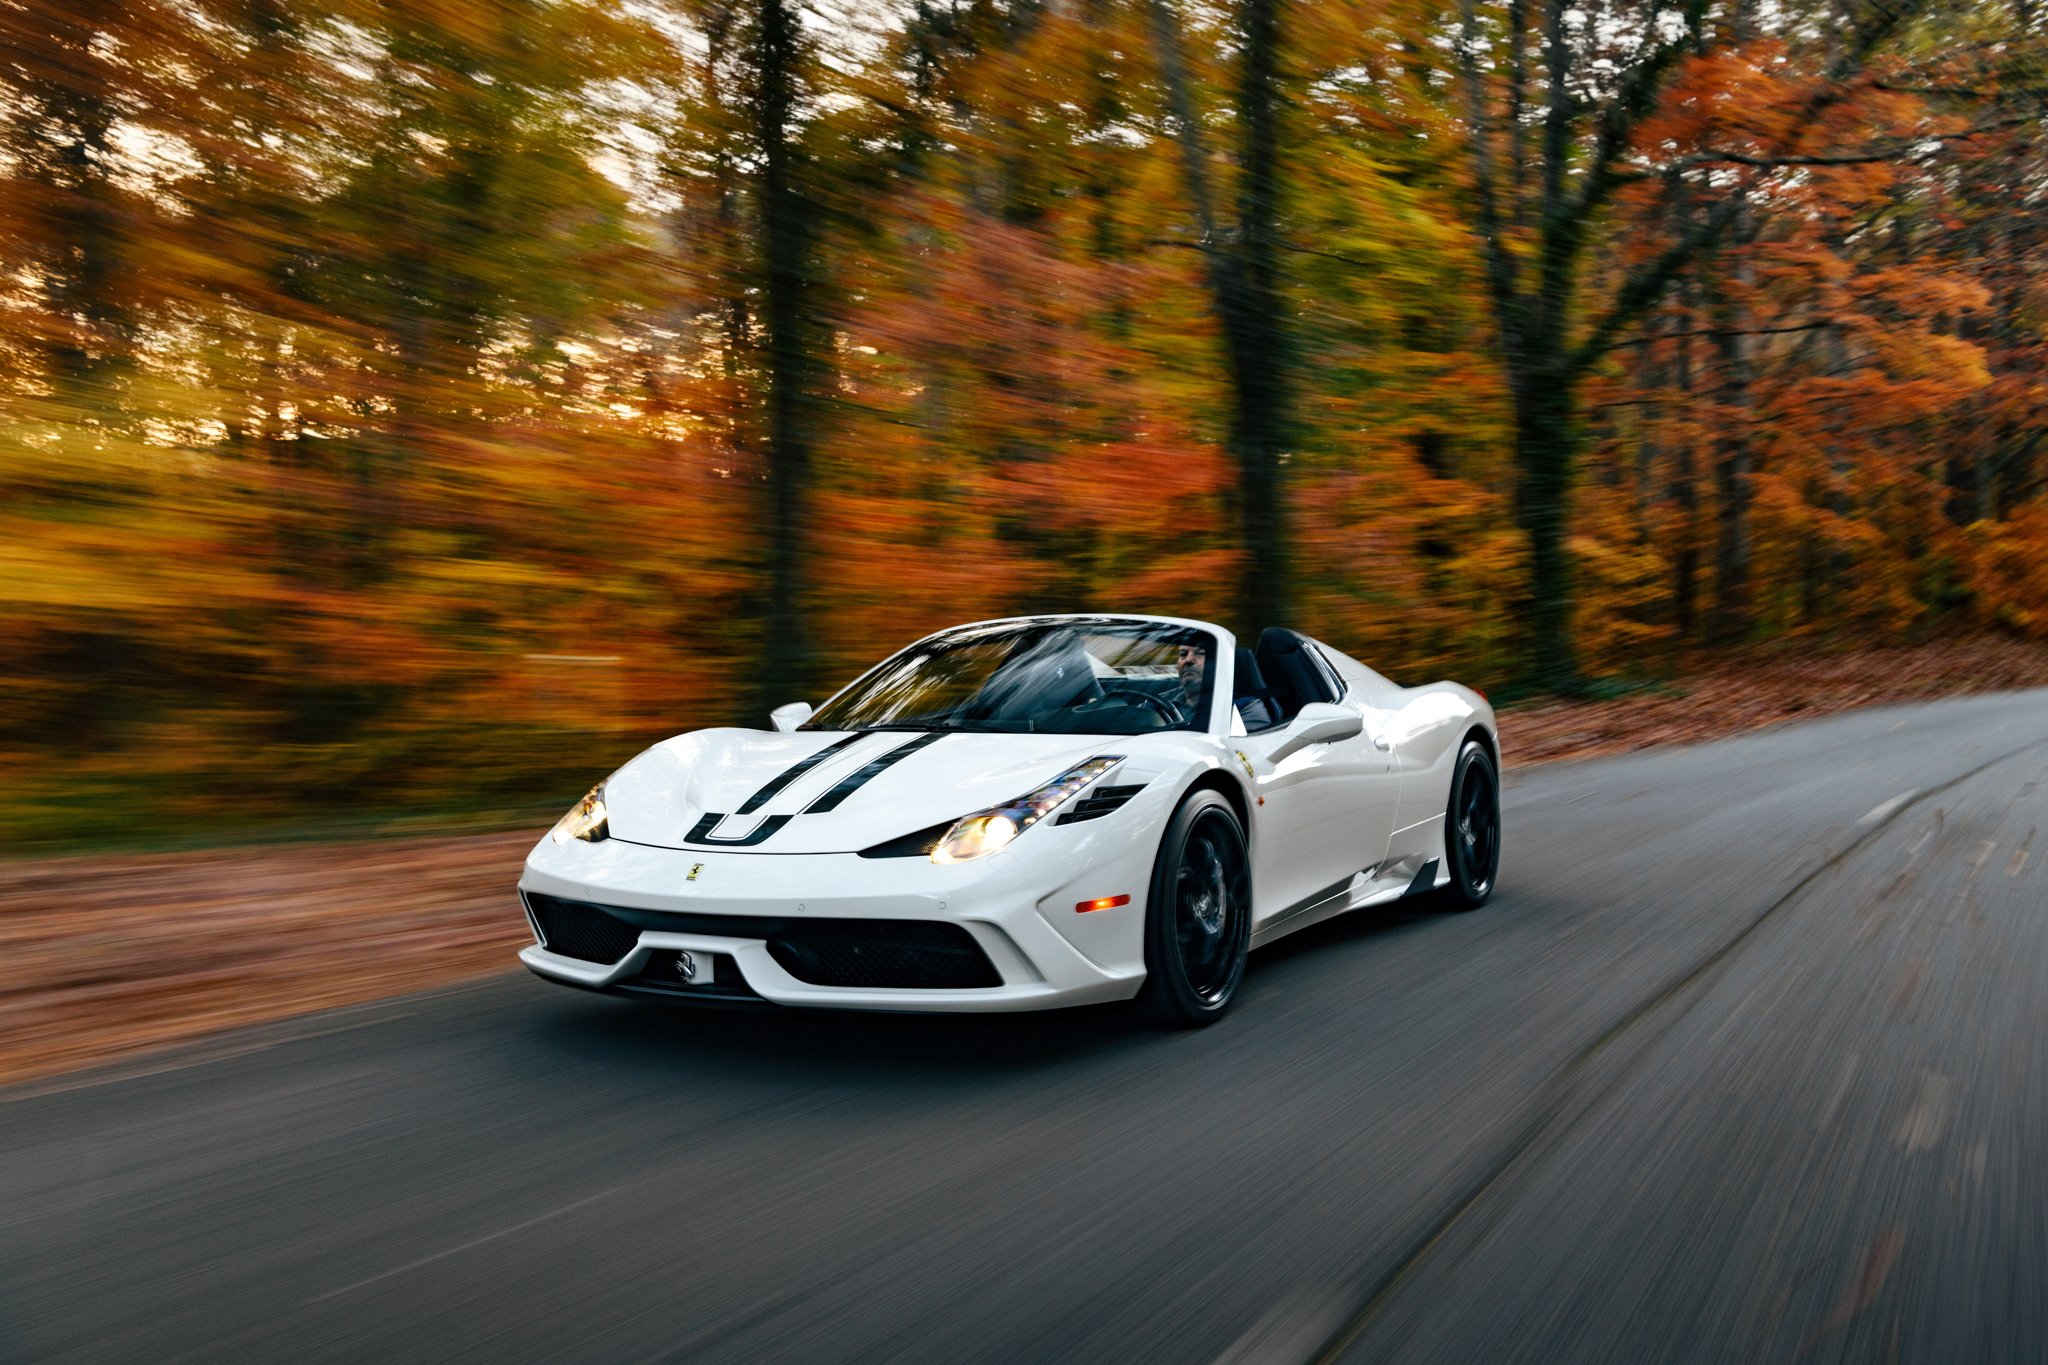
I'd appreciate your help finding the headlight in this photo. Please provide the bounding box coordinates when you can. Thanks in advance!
[549,783,609,844]
[931,756,1122,864]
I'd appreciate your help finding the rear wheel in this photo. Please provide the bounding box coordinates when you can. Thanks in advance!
[1439,740,1500,910]
[1138,790,1251,1027]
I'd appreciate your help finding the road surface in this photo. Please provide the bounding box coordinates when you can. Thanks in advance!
[5,690,2045,1364]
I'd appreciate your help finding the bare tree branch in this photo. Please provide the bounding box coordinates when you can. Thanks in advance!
[1570,0,1935,374]
[1593,318,1841,356]
[1667,114,2031,170]
[1560,29,1699,233]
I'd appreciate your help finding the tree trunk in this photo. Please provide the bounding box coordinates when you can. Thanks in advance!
[1228,0,1292,637]
[1146,0,1295,639]
[753,0,817,716]
[1670,284,1701,644]
[1513,360,1579,694]
[40,0,125,404]
[1708,210,1755,645]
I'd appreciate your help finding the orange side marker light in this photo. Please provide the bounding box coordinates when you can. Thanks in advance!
[1076,894,1131,913]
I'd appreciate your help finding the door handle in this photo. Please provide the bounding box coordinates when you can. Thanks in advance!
[1370,730,1392,751]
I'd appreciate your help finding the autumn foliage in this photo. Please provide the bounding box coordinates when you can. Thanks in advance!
[2,0,2044,846]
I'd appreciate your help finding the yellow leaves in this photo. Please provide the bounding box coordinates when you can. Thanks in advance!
[0,513,269,618]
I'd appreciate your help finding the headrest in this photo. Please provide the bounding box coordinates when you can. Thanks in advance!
[1256,627,1303,656]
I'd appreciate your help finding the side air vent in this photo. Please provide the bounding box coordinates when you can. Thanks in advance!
[525,892,642,965]
[1056,783,1146,825]
[858,821,953,859]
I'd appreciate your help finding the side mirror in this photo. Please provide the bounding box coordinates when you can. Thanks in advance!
[769,701,814,733]
[1266,702,1364,764]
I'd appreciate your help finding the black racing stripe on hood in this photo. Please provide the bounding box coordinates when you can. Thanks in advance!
[685,813,793,847]
[803,733,945,813]
[735,733,866,815]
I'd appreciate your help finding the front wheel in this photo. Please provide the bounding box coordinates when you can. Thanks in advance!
[1138,790,1251,1027]
[1439,740,1501,910]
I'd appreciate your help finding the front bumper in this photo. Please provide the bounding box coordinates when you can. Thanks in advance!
[517,833,1151,1013]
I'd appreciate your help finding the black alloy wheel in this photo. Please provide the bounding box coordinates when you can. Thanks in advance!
[1139,790,1251,1026]
[1440,739,1501,910]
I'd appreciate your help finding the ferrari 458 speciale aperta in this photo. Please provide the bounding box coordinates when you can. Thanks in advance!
[518,614,1500,1025]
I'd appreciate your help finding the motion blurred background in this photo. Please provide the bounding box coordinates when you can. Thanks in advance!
[3,0,2044,850]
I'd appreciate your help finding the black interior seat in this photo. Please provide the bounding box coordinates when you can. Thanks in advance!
[1254,628,1338,725]
[1232,647,1281,732]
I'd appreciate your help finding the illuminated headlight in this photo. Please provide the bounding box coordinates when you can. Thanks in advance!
[549,783,610,845]
[931,756,1122,864]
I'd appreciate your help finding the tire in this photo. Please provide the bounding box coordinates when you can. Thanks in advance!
[1439,739,1501,910]
[1138,790,1252,1027]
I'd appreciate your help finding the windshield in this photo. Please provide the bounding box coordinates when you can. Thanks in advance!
[805,620,1219,735]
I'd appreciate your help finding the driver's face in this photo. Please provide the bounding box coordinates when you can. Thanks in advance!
[1177,644,1206,701]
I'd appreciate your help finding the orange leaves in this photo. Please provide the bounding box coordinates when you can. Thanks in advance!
[3,0,2047,849]
[1964,507,2048,639]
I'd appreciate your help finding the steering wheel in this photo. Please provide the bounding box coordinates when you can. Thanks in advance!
[1096,682,1186,726]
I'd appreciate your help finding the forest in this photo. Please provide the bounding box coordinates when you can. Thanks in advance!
[3,0,2045,843]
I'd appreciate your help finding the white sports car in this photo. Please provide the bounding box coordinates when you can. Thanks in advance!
[518,614,1501,1025]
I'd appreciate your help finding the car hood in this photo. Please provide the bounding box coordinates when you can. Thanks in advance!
[603,728,1122,854]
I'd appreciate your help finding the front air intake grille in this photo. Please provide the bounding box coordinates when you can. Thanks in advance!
[526,892,641,965]
[1056,783,1146,825]
[766,921,999,989]
[523,895,999,989]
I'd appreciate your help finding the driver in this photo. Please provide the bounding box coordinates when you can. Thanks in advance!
[1176,642,1208,718]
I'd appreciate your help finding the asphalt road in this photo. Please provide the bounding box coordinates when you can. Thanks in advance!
[6,691,2046,1365]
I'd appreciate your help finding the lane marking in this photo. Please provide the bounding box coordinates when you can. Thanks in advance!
[307,1183,630,1304]
[1856,790,1916,826]
[1894,1071,1954,1154]
[1813,1053,1861,1133]
[1967,840,1997,887]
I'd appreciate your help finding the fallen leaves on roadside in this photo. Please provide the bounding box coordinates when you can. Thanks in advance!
[0,832,534,1089]
[1502,636,2048,765]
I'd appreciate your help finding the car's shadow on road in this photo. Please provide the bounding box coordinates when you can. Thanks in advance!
[523,898,1449,1086]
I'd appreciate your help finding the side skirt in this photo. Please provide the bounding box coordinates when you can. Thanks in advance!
[1250,851,1452,952]
[1251,866,1413,950]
